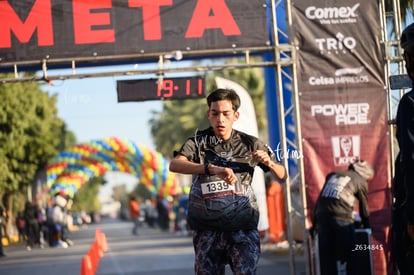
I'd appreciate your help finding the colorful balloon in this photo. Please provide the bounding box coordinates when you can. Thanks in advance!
[43,137,177,199]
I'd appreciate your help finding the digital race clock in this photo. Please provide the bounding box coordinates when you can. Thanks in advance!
[117,76,205,102]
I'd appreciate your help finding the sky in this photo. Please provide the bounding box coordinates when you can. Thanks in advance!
[41,64,167,197]
[42,66,163,150]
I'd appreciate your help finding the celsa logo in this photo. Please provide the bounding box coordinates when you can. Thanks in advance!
[305,4,360,24]
[315,32,356,54]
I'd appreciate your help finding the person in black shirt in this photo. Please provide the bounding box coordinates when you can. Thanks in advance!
[393,22,414,275]
[24,201,40,251]
[313,160,374,275]
[169,88,286,275]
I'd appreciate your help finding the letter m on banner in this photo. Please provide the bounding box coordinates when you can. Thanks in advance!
[291,1,390,274]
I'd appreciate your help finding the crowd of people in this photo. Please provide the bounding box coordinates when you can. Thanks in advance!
[127,193,189,237]
[0,193,76,254]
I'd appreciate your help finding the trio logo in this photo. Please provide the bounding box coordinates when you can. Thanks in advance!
[305,3,360,25]
[315,32,357,54]
[331,135,360,166]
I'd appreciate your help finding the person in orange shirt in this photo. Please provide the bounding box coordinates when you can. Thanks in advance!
[128,196,140,235]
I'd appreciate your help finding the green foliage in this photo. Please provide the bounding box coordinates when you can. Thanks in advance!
[385,0,413,22]
[0,74,70,199]
[71,176,103,213]
[133,182,153,201]
[149,98,208,157]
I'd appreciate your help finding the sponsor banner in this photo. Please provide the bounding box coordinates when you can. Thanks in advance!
[292,0,384,89]
[0,0,268,64]
[300,88,390,273]
[292,0,390,273]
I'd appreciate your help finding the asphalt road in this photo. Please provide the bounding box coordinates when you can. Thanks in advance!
[0,219,306,275]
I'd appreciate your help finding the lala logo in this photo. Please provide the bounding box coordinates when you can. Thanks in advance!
[331,135,360,166]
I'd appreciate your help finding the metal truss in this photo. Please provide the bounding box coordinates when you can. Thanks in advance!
[0,46,282,83]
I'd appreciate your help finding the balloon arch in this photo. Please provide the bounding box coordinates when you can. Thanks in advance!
[42,137,177,199]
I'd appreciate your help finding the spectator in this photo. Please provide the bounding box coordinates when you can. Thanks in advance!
[49,194,70,248]
[15,212,26,243]
[128,196,141,235]
[156,195,170,231]
[24,201,40,251]
[143,199,158,228]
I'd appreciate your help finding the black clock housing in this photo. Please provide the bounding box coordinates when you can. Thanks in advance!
[117,77,205,102]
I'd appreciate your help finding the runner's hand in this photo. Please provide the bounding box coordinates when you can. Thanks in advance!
[211,165,237,185]
[253,150,272,167]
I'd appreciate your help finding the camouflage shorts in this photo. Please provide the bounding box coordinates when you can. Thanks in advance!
[193,229,260,275]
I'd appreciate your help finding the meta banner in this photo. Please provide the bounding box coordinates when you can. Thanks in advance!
[292,1,390,273]
[0,0,269,64]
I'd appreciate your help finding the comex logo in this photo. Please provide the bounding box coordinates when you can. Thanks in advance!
[331,135,360,166]
[305,3,360,24]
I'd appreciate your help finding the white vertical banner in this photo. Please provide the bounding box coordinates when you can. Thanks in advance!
[215,76,269,231]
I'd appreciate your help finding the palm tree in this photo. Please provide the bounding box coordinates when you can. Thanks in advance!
[398,0,413,22]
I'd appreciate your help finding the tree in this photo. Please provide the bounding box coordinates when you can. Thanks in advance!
[71,176,103,213]
[0,73,72,234]
[389,0,413,23]
[149,59,266,157]
[132,182,153,202]
[149,98,208,157]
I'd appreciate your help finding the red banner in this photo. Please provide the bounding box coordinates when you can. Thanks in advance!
[0,0,268,64]
[292,1,391,273]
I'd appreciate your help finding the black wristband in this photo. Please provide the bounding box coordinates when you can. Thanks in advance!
[204,162,210,175]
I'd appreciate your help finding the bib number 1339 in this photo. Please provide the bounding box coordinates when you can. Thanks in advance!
[201,181,235,198]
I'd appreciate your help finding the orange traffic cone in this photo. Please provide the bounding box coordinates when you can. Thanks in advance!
[96,229,108,252]
[100,232,108,252]
[80,254,93,275]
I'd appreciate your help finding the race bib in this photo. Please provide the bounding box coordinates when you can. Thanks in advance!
[200,180,235,199]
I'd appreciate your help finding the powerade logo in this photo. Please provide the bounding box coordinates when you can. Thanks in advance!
[311,103,371,125]
[305,3,360,24]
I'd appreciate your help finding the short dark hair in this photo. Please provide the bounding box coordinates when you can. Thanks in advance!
[206,88,240,111]
[401,23,414,52]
